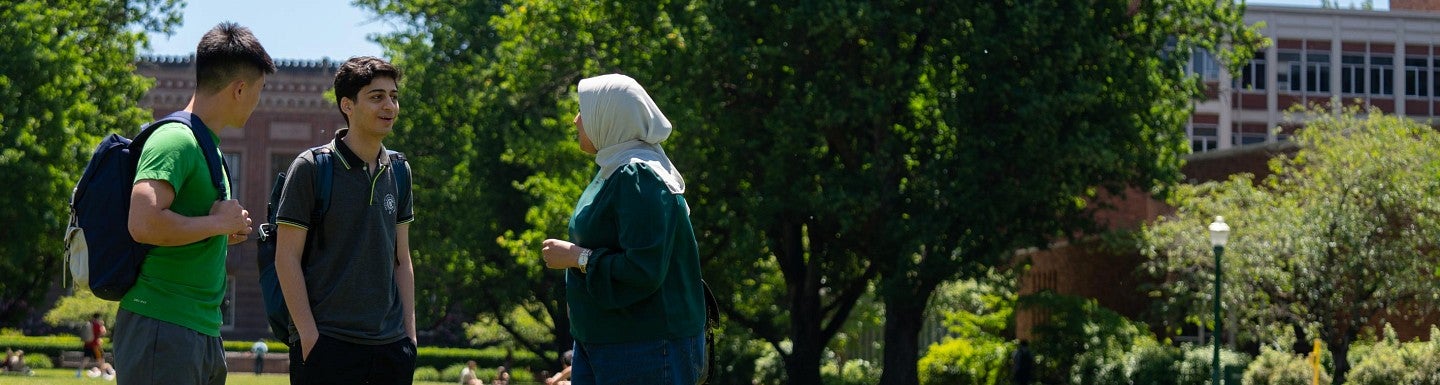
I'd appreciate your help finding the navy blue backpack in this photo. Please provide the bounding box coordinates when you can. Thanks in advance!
[65,111,229,301]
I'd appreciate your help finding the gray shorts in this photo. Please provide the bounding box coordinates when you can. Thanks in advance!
[113,309,226,385]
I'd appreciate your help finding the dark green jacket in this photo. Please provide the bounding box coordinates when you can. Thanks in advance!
[567,163,705,344]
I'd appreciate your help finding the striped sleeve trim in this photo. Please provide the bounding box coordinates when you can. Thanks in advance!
[276,219,310,230]
[397,215,415,225]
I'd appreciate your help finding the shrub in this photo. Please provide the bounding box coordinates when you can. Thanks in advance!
[1348,343,1405,385]
[822,359,880,385]
[1174,344,1249,385]
[441,363,467,382]
[222,340,289,354]
[918,338,1010,385]
[1127,343,1181,385]
[1242,345,1328,385]
[24,352,53,369]
[413,366,441,382]
[1020,292,1150,384]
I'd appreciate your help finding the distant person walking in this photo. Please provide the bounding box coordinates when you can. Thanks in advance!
[1012,339,1035,385]
[77,313,106,377]
[250,340,268,375]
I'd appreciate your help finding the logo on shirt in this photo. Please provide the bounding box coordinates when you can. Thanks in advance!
[385,193,397,214]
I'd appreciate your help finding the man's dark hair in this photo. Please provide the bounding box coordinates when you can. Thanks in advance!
[195,22,276,94]
[333,56,402,124]
[92,313,101,319]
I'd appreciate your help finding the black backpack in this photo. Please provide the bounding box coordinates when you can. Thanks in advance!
[65,111,229,300]
[255,147,411,345]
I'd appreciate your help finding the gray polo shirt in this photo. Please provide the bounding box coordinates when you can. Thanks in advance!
[275,129,414,345]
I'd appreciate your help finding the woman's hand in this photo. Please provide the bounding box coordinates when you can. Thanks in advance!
[541,239,582,269]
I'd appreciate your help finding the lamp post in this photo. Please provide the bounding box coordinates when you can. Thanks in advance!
[1209,216,1230,385]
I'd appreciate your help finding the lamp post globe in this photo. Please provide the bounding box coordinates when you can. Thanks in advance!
[1209,216,1229,385]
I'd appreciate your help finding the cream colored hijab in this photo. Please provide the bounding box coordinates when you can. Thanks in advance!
[578,74,685,194]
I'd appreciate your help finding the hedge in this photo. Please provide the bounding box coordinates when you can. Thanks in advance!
[1,335,543,374]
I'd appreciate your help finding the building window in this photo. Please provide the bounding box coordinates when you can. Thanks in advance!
[1190,50,1221,80]
[1370,56,1394,96]
[1240,54,1266,91]
[1238,133,1267,146]
[1303,53,1330,93]
[223,152,241,200]
[1191,124,1218,153]
[1277,52,1300,91]
[1340,55,1366,95]
[1405,57,1429,97]
[221,275,236,331]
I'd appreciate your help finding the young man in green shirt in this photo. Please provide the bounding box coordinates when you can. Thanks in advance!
[119,22,274,385]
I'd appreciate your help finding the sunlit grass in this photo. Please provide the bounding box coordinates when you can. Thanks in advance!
[7,368,454,385]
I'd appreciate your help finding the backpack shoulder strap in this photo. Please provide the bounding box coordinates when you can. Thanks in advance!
[308,146,334,250]
[387,151,411,211]
[136,111,229,201]
[311,146,334,217]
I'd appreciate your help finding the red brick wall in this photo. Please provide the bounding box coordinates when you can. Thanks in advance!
[1394,0,1440,12]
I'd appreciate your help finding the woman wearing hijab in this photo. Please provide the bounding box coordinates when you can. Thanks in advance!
[541,73,706,385]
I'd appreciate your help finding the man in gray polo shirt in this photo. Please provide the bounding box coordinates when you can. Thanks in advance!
[273,56,417,385]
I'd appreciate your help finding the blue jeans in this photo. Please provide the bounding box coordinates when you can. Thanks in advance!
[571,334,706,385]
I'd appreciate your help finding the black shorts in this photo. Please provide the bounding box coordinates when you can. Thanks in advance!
[85,344,101,359]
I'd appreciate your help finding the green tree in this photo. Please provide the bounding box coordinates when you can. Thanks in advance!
[0,0,180,325]
[1141,109,1440,385]
[674,1,1255,384]
[360,1,1255,383]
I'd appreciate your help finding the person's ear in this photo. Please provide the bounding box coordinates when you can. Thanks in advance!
[341,97,354,115]
[231,79,248,100]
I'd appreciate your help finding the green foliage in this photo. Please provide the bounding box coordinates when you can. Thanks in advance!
[23,353,53,369]
[918,271,1017,385]
[0,335,98,360]
[1127,343,1182,385]
[1021,292,1150,383]
[1347,325,1440,385]
[440,363,466,382]
[917,338,1010,385]
[41,290,117,328]
[358,0,1258,383]
[822,359,880,385]
[412,366,441,382]
[221,340,289,354]
[1242,345,1328,385]
[1174,345,1250,385]
[1140,108,1440,383]
[0,0,181,326]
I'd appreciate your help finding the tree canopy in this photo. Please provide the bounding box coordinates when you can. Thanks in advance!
[1141,109,1440,385]
[358,0,1256,383]
[0,0,180,326]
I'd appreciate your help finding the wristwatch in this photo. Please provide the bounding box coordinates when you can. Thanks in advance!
[577,248,592,274]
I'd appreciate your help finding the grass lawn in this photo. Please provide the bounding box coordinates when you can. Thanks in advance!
[8,368,455,385]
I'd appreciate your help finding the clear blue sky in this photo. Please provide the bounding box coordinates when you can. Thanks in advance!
[143,0,1390,61]
[143,0,399,61]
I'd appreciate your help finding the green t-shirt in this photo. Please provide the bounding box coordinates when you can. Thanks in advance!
[122,122,229,337]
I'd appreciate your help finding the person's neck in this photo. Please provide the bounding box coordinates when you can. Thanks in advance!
[342,128,385,169]
[184,96,227,138]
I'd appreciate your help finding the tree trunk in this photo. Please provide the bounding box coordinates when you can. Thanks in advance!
[783,343,825,385]
[877,294,927,385]
[1330,336,1351,385]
